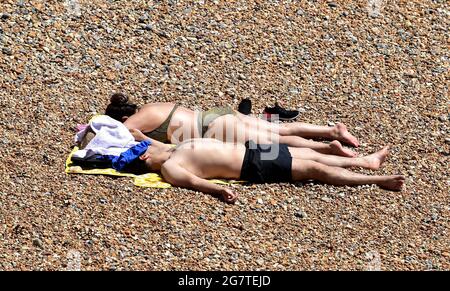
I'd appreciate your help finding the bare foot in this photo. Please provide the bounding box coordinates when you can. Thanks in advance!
[364,146,390,170]
[378,175,405,191]
[332,123,360,147]
[330,140,358,157]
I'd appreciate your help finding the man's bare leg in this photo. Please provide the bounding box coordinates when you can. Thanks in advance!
[288,146,389,169]
[247,130,355,158]
[236,113,360,147]
[291,159,405,191]
[280,137,357,157]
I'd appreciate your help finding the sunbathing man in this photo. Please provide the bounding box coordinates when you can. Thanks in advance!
[136,138,405,203]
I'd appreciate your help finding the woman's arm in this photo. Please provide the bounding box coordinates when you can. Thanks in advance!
[129,128,171,150]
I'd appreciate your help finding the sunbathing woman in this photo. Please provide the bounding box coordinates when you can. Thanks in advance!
[105,93,360,157]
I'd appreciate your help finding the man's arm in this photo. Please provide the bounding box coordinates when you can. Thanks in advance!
[161,161,238,203]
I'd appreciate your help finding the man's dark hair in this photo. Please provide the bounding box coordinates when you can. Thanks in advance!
[123,158,149,175]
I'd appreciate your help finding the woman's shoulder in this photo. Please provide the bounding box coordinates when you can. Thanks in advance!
[141,102,176,109]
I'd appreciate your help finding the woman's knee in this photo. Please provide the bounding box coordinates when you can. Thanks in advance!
[279,135,298,144]
[278,124,292,136]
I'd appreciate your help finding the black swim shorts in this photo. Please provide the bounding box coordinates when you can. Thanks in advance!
[240,141,293,183]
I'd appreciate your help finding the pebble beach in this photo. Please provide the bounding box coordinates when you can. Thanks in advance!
[0,0,448,270]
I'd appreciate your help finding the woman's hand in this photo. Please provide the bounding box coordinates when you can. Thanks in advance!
[129,128,147,141]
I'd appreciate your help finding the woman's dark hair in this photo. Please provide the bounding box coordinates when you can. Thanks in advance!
[105,93,138,121]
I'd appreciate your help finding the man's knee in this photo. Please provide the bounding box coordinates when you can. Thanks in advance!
[292,159,319,180]
[302,160,328,177]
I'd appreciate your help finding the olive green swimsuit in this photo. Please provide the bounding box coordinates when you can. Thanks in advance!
[144,104,179,143]
[144,105,235,143]
[198,106,236,136]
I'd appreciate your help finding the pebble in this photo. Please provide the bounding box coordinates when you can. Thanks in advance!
[138,15,148,23]
[294,210,307,219]
[438,115,448,122]
[296,9,305,16]
[0,13,10,20]
[328,2,338,8]
[321,196,332,203]
[143,24,153,31]
[2,48,13,56]
[32,238,44,249]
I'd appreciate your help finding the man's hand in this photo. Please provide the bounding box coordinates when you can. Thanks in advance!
[161,162,239,204]
[220,188,238,204]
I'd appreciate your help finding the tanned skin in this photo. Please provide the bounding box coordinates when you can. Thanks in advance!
[136,137,405,204]
[123,102,360,157]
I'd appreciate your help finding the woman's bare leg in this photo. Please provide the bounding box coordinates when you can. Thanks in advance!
[288,146,389,169]
[282,122,360,147]
[206,115,357,157]
[205,115,274,144]
[236,113,360,147]
[291,159,405,191]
